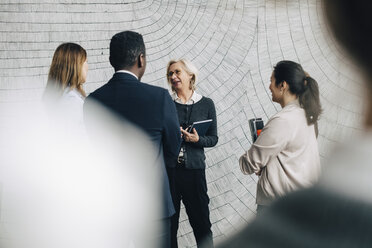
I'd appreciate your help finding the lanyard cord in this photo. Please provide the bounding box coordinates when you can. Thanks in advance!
[185,103,194,127]
[175,102,194,161]
[174,101,194,127]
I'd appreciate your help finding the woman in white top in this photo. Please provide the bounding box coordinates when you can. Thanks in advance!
[43,43,88,127]
[239,60,322,212]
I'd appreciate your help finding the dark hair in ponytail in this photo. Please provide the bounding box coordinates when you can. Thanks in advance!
[274,60,322,126]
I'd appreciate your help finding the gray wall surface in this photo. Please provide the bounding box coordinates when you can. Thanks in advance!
[0,0,364,247]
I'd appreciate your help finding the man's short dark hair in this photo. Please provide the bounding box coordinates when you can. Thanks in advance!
[109,31,146,71]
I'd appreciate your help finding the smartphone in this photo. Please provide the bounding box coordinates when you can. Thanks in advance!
[249,118,264,142]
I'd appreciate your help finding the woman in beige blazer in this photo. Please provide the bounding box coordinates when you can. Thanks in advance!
[240,60,322,213]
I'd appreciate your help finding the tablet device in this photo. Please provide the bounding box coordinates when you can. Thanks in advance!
[187,119,213,136]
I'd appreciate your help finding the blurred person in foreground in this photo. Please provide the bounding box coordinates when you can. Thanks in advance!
[217,1,372,247]
[239,60,322,214]
[0,99,161,248]
[84,31,181,248]
[43,42,88,128]
[166,59,218,248]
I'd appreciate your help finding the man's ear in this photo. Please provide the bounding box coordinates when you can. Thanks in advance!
[138,53,145,68]
[109,55,113,67]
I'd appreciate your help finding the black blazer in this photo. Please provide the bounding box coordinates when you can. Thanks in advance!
[84,72,181,218]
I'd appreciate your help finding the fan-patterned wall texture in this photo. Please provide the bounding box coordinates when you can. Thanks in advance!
[0,0,364,247]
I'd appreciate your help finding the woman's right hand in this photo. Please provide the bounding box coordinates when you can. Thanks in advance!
[181,127,199,143]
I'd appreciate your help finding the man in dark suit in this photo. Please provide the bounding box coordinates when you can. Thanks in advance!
[84,31,181,248]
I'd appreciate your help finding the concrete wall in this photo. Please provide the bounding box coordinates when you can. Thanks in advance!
[0,0,364,247]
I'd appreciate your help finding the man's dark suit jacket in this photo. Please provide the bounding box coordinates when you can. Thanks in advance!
[84,72,181,219]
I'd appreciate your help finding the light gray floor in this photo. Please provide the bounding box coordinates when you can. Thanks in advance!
[0,0,364,247]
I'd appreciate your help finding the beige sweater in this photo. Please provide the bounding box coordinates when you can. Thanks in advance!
[240,100,321,205]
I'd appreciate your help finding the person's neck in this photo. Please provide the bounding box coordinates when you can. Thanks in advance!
[176,89,193,104]
[117,67,140,80]
[281,94,298,108]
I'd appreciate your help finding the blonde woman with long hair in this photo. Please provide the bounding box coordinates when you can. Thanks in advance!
[44,43,88,127]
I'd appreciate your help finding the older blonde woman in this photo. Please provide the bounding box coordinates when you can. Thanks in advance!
[166,59,218,248]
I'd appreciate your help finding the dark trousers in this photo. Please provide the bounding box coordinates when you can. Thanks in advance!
[159,217,172,248]
[170,167,213,248]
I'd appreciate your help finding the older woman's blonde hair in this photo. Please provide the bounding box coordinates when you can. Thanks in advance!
[166,59,198,92]
[44,43,87,99]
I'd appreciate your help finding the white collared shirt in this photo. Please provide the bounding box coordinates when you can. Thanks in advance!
[116,70,138,80]
[171,91,202,105]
